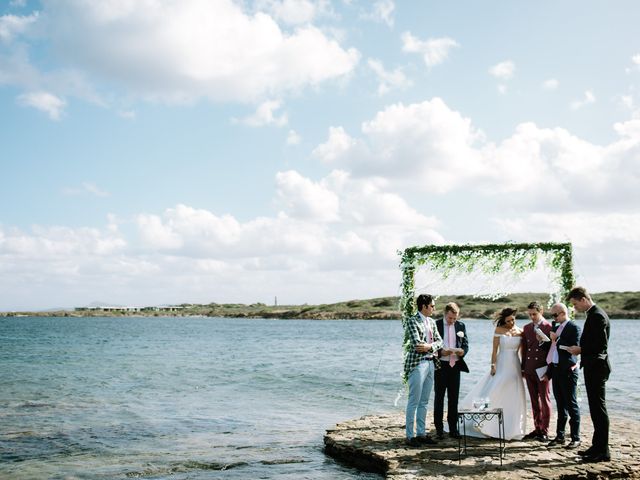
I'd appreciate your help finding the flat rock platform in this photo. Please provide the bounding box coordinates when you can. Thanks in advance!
[324,413,640,479]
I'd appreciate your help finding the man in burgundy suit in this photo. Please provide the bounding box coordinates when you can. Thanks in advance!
[521,301,553,441]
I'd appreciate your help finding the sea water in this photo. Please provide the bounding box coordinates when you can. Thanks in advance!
[1,317,637,479]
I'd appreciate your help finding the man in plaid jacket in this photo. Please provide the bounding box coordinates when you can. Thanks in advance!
[403,294,444,446]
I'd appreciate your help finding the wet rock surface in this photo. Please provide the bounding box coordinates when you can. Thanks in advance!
[324,413,640,479]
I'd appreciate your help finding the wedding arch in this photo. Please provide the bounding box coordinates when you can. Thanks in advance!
[398,242,575,319]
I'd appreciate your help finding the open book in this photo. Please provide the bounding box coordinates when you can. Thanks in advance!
[535,328,551,343]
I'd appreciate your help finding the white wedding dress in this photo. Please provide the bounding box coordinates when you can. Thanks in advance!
[458,334,527,440]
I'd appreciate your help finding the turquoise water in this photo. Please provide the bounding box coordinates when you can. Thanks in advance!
[1,317,637,479]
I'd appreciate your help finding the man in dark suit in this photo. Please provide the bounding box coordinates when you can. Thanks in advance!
[546,303,582,449]
[566,286,611,463]
[434,302,469,439]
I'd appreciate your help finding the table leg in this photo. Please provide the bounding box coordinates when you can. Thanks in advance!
[458,414,463,463]
[499,410,504,466]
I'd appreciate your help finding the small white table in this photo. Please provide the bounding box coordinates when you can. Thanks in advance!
[457,408,505,465]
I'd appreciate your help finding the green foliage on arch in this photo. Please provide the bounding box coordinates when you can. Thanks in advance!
[399,242,575,320]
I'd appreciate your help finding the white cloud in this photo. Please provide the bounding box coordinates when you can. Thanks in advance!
[10,0,27,7]
[479,122,606,197]
[313,98,485,192]
[312,125,359,163]
[133,177,443,266]
[16,91,66,120]
[118,109,136,119]
[401,32,459,67]
[570,89,596,110]
[488,60,515,80]
[254,0,331,25]
[275,170,340,221]
[137,205,265,256]
[62,182,110,197]
[131,204,324,260]
[613,117,640,137]
[0,12,38,42]
[0,224,126,259]
[362,0,395,27]
[286,129,301,145]
[542,78,559,90]
[327,172,439,229]
[620,95,634,110]
[494,212,640,249]
[632,53,640,66]
[234,99,288,127]
[275,169,440,229]
[31,0,359,104]
[311,97,640,208]
[367,58,412,95]
[136,213,184,250]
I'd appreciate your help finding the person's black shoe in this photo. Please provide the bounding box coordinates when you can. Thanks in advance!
[535,434,549,442]
[546,437,566,447]
[405,437,421,448]
[450,431,461,439]
[582,452,611,463]
[436,431,445,440]
[523,430,539,440]
[565,440,581,449]
[578,447,595,457]
[417,435,437,445]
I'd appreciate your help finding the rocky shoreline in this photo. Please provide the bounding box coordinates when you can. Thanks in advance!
[324,413,640,479]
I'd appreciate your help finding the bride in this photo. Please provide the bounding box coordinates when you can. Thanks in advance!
[458,307,527,440]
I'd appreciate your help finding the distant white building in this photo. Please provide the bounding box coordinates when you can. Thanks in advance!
[75,305,184,313]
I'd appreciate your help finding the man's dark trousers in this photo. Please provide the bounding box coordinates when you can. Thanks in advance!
[584,362,609,453]
[434,362,461,434]
[551,365,580,440]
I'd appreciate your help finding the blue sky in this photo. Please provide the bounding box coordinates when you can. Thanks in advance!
[1,0,639,310]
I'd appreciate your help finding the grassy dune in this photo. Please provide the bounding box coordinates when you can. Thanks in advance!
[187,291,637,320]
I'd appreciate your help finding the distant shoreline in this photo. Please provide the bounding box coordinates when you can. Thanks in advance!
[2,291,639,320]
